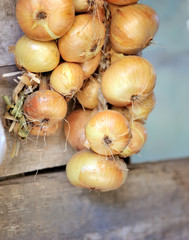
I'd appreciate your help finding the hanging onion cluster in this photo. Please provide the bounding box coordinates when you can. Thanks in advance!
[3,0,159,192]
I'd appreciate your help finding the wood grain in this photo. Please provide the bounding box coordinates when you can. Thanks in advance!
[0,0,23,66]
[0,66,76,178]
[0,158,189,240]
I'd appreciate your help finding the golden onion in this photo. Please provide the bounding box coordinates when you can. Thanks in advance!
[15,35,60,73]
[66,149,128,191]
[85,110,131,156]
[119,121,147,157]
[101,56,156,106]
[50,62,84,97]
[58,14,105,63]
[110,4,159,54]
[16,0,75,41]
[76,77,100,109]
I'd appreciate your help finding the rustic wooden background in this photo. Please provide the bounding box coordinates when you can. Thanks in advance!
[0,158,189,240]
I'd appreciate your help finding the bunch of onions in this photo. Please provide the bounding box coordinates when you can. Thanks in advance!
[80,52,101,79]
[63,109,95,151]
[85,110,131,155]
[23,90,67,125]
[58,14,105,63]
[101,56,156,106]
[106,0,138,5]
[15,35,60,73]
[110,4,159,54]
[112,92,156,122]
[16,0,75,41]
[50,62,84,97]
[119,121,147,158]
[74,0,104,13]
[66,149,128,191]
[76,77,100,109]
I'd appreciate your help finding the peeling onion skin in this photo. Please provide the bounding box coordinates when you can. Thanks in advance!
[106,0,138,5]
[66,149,128,192]
[101,56,156,106]
[58,14,105,63]
[119,121,147,158]
[16,0,75,41]
[23,90,67,124]
[50,62,84,97]
[110,4,159,54]
[63,109,95,151]
[85,110,131,156]
[15,35,60,73]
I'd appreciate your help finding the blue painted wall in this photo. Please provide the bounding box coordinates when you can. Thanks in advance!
[132,0,189,163]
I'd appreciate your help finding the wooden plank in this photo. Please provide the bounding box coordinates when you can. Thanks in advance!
[0,66,76,178]
[0,158,189,240]
[0,0,23,66]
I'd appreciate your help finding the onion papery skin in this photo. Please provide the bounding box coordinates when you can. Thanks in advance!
[58,14,105,63]
[106,0,138,5]
[74,0,104,13]
[76,77,100,109]
[15,35,60,73]
[119,121,147,157]
[23,90,67,124]
[80,52,101,79]
[29,121,61,136]
[85,110,130,156]
[16,0,75,41]
[110,4,159,54]
[64,109,95,151]
[101,56,156,106]
[50,62,84,97]
[66,149,128,192]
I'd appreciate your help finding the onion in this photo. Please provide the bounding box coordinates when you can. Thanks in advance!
[119,121,147,157]
[15,35,60,73]
[23,90,67,124]
[50,62,84,97]
[80,52,101,79]
[112,92,156,122]
[66,149,128,191]
[85,110,130,155]
[16,0,75,41]
[29,121,61,136]
[58,14,105,63]
[64,109,95,151]
[110,4,159,54]
[101,56,156,106]
[107,0,138,5]
[76,77,100,109]
[127,92,156,121]
[74,0,104,13]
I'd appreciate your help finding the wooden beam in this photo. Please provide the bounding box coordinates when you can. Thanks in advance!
[0,158,189,240]
[0,66,76,178]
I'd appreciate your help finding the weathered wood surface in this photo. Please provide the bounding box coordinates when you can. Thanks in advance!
[0,0,23,66]
[0,66,76,178]
[0,158,189,240]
